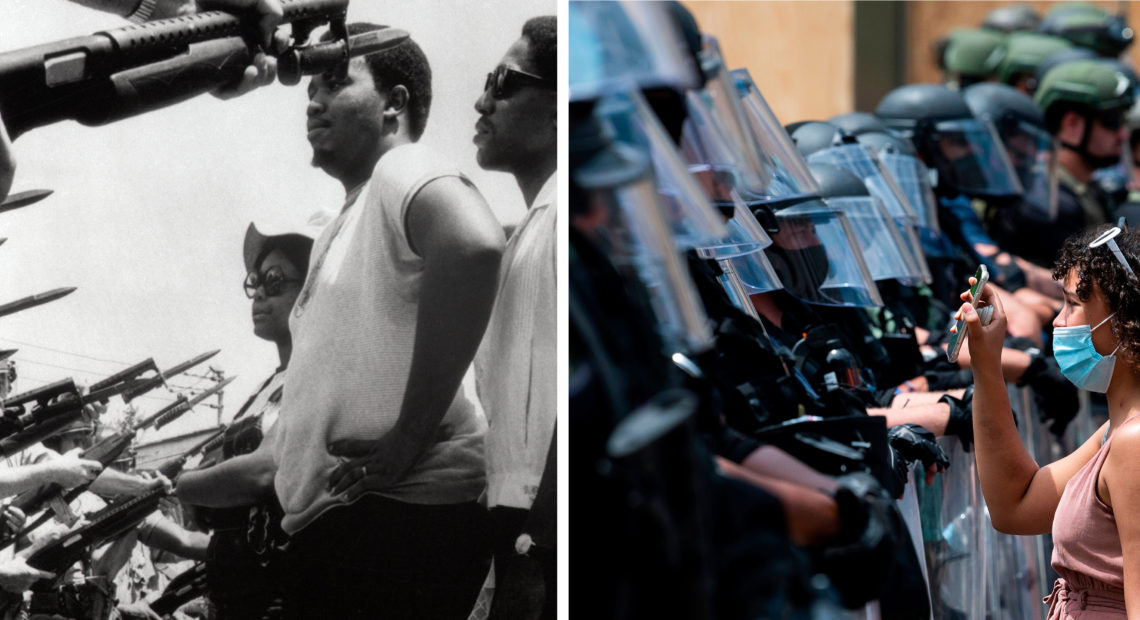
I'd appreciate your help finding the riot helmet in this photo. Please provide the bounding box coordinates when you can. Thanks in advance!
[763,198,883,308]
[829,112,892,137]
[981,4,1042,34]
[942,28,1008,89]
[994,32,1073,93]
[964,82,1059,219]
[855,131,958,259]
[809,162,929,285]
[791,121,920,224]
[876,83,1023,200]
[1037,3,1133,58]
[1035,59,1134,170]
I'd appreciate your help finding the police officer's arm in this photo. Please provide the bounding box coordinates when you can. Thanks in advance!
[716,457,840,547]
[328,177,505,495]
[0,450,101,497]
[739,444,838,493]
[89,466,165,497]
[867,403,950,436]
[176,424,277,507]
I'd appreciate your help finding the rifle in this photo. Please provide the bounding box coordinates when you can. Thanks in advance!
[148,562,207,616]
[0,0,410,139]
[3,379,234,547]
[22,438,206,582]
[121,349,219,404]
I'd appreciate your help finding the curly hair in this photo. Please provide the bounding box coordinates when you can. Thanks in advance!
[1053,225,1140,372]
[521,16,556,82]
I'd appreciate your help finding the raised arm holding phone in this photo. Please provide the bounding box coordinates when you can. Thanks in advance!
[958,225,1140,618]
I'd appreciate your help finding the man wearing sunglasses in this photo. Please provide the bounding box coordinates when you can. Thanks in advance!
[1035,59,1133,260]
[472,15,556,620]
[273,22,504,620]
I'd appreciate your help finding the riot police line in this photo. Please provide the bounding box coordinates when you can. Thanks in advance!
[570,2,1138,618]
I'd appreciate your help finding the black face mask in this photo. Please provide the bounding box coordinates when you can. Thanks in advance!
[767,244,830,301]
[945,154,988,193]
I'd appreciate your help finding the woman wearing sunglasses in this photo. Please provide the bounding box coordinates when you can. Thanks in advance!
[173,221,316,620]
[958,225,1140,618]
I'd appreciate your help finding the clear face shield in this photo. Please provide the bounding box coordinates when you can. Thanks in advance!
[680,40,823,208]
[712,198,784,295]
[573,130,716,355]
[806,144,934,284]
[997,119,1059,220]
[599,91,769,258]
[567,1,703,102]
[826,196,929,284]
[927,118,1024,198]
[765,201,884,308]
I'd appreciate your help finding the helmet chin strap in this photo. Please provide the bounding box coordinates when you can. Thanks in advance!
[1060,113,1121,171]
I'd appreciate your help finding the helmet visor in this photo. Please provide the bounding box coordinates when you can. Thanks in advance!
[732,68,823,204]
[929,118,1024,198]
[827,196,929,284]
[879,152,941,233]
[765,201,884,308]
[568,1,703,102]
[597,91,731,250]
[997,120,1059,220]
[806,143,919,222]
[576,153,716,354]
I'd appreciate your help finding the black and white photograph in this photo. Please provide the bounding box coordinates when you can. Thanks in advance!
[0,0,557,618]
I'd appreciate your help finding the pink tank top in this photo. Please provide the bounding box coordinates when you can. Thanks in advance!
[1046,416,1140,618]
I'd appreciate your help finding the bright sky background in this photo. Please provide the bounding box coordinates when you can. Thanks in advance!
[0,0,554,451]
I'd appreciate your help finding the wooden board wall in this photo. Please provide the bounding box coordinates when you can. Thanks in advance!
[683,1,854,126]
[907,1,1140,85]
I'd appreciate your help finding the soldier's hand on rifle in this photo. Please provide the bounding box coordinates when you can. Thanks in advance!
[327,430,422,501]
[117,600,163,620]
[46,449,103,488]
[1,504,25,534]
[0,556,53,593]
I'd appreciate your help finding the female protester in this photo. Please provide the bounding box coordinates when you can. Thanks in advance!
[958,225,1140,618]
[174,221,315,620]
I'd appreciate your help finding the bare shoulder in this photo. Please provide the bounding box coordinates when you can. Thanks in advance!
[407,176,505,257]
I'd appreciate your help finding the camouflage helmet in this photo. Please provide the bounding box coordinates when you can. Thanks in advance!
[942,28,1009,86]
[995,32,1073,88]
[1037,3,1133,58]
[1034,59,1135,119]
[981,4,1042,34]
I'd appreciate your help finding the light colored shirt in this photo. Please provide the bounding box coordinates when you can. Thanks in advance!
[274,143,487,534]
[475,174,557,509]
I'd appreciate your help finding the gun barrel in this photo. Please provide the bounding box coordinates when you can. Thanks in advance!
[0,287,77,319]
[277,29,409,85]
[88,358,157,394]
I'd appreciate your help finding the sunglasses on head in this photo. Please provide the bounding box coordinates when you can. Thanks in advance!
[244,266,302,299]
[483,65,553,100]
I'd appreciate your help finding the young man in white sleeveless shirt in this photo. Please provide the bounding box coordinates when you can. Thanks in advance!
[273,23,504,619]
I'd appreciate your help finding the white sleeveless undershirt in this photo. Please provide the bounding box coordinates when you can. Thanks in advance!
[274,143,487,534]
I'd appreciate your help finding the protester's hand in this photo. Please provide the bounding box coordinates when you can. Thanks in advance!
[327,431,423,501]
[952,278,1006,368]
[0,557,53,593]
[46,448,103,488]
[117,601,163,620]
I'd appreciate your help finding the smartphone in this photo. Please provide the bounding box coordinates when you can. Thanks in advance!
[946,265,989,363]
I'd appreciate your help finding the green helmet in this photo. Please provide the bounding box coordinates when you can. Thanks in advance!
[995,32,1072,88]
[981,4,1041,33]
[1038,3,1133,58]
[1034,59,1134,116]
[943,28,1008,86]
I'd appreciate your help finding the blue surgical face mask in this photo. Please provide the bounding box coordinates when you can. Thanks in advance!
[1053,313,1119,393]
